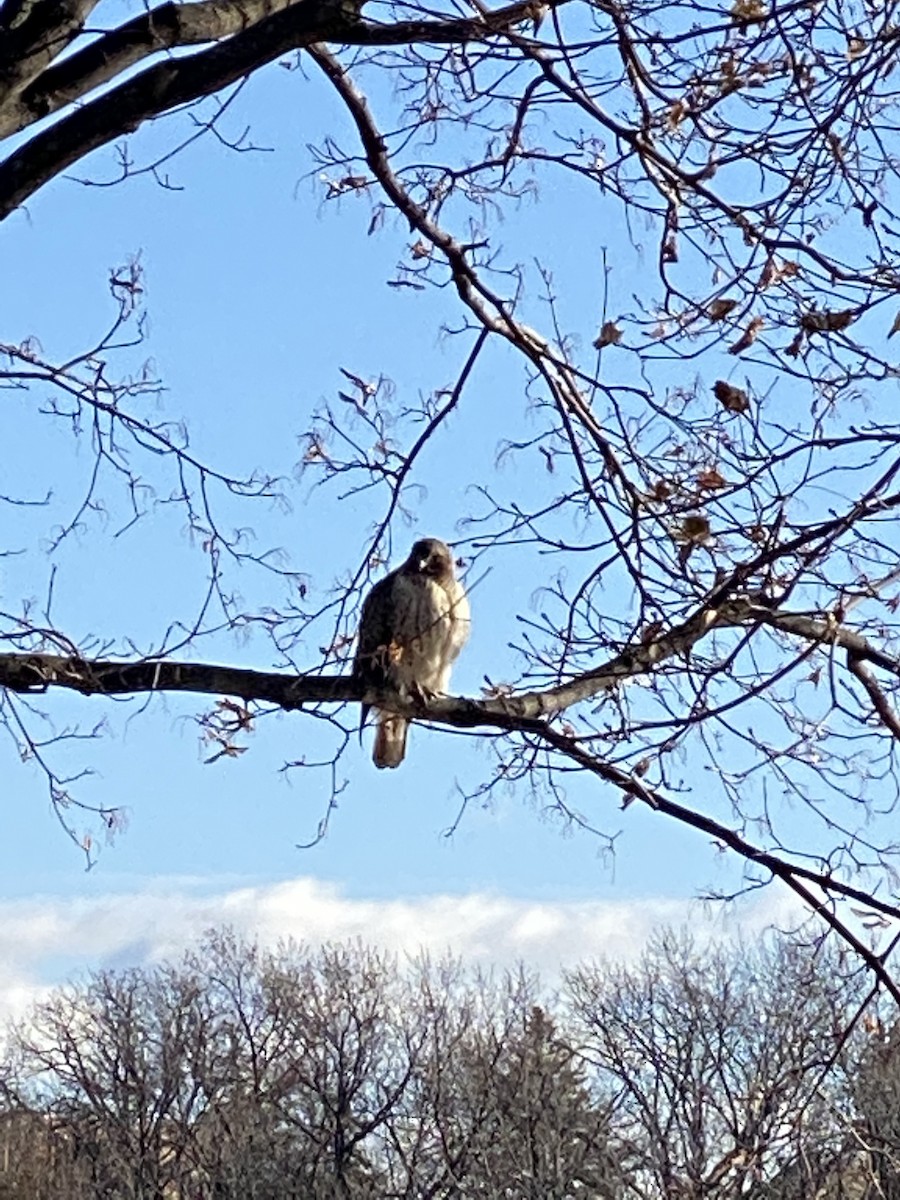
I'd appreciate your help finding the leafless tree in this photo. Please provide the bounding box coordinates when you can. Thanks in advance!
[567,932,878,1199]
[179,931,309,1199]
[4,0,900,996]
[851,1018,900,1200]
[0,936,618,1197]
[3,931,897,1197]
[3,962,220,1199]
[382,961,619,1197]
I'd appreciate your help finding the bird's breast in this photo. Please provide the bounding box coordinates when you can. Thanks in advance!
[391,577,470,689]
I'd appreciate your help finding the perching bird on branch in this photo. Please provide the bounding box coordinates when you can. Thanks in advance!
[354,538,470,769]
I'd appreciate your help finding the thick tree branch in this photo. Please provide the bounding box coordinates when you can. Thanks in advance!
[13,0,551,137]
[0,597,771,728]
[534,722,900,927]
[846,653,900,741]
[0,0,99,103]
[761,610,900,679]
[0,0,550,215]
[2,597,897,723]
[0,0,349,216]
[6,1,301,137]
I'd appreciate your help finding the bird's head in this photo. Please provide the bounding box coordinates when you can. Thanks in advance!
[405,538,454,581]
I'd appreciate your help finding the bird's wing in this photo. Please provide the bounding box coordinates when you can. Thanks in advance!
[353,570,400,688]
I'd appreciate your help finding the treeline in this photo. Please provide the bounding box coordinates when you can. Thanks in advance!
[0,929,896,1199]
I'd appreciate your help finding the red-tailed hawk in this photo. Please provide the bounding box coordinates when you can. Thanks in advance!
[354,538,470,769]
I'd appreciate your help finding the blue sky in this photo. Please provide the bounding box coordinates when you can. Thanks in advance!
[0,12,874,1007]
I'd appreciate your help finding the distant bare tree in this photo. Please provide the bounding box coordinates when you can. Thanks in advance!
[251,940,419,1197]
[0,1104,93,1198]
[179,932,308,1200]
[568,932,873,1199]
[5,964,218,1199]
[394,964,618,1198]
[0,935,622,1198]
[852,1020,900,1200]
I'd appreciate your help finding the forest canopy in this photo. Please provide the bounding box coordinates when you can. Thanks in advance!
[0,930,895,1199]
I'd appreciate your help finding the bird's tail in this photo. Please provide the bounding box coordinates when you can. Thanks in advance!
[373,714,408,769]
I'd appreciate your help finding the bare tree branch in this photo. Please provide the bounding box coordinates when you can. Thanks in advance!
[0,596,866,721]
[0,0,555,214]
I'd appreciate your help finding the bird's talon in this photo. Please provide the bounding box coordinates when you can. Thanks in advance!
[410,681,437,706]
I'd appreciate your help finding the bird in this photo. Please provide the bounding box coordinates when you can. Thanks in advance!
[353,538,470,769]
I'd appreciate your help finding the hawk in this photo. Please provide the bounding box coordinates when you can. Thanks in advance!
[354,538,470,769]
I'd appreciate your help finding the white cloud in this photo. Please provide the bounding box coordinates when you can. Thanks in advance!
[0,877,799,1021]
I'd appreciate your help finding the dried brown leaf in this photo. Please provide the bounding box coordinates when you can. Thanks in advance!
[666,100,687,130]
[759,258,800,289]
[713,379,750,412]
[707,298,738,321]
[731,0,767,19]
[646,479,673,503]
[593,320,623,348]
[728,317,764,355]
[678,514,712,544]
[697,466,728,491]
[800,308,856,334]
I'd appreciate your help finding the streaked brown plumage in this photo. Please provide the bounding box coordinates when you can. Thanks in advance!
[353,538,470,768]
